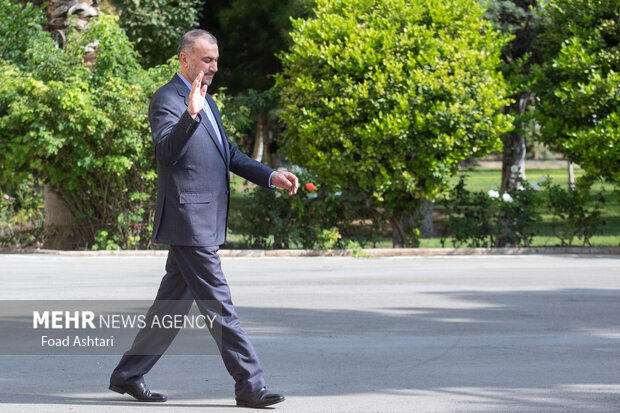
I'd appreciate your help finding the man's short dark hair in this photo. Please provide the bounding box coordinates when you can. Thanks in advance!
[178,29,218,57]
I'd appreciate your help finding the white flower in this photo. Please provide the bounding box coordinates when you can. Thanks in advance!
[540,175,547,183]
[488,190,500,198]
[530,180,540,191]
[510,165,520,173]
[502,193,513,202]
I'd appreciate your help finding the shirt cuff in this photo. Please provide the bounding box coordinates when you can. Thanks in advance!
[190,111,201,122]
[268,171,276,189]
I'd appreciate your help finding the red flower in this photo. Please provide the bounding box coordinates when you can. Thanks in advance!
[305,183,317,191]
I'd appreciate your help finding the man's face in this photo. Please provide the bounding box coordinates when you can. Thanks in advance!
[180,37,219,87]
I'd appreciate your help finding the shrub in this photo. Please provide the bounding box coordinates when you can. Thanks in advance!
[541,177,606,246]
[441,176,542,248]
[0,8,177,249]
[441,175,608,248]
[229,171,379,249]
[0,177,44,248]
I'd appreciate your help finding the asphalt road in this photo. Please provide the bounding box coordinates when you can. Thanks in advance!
[0,253,619,412]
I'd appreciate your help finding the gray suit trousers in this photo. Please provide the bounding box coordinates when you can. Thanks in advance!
[110,246,265,395]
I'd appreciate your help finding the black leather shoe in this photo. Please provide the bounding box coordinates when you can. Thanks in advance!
[109,381,167,402]
[236,387,285,408]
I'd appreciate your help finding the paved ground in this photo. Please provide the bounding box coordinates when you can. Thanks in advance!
[0,253,619,412]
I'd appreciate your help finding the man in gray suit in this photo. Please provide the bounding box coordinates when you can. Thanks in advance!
[109,29,297,408]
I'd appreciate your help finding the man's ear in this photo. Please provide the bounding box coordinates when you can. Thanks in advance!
[179,52,188,68]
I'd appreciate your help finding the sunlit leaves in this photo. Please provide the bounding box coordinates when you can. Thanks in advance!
[278,0,512,219]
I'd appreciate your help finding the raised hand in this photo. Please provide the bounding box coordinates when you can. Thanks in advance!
[188,71,208,118]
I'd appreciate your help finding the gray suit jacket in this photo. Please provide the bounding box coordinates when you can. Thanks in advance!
[149,74,273,246]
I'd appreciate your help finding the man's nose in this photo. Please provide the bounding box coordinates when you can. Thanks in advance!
[210,61,218,73]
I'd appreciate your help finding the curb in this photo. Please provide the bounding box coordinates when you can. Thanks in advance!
[1,247,619,257]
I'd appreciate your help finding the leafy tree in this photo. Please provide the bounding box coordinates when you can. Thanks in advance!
[17,0,101,248]
[0,6,175,248]
[532,0,619,184]
[277,0,512,247]
[113,0,202,67]
[0,1,46,61]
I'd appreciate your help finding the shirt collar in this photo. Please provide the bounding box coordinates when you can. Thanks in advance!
[177,72,193,91]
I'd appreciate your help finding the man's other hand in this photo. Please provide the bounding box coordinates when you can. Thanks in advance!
[270,171,299,196]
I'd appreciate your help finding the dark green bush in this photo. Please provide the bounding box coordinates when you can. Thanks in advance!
[229,171,379,249]
[0,7,176,249]
[0,177,44,248]
[441,175,607,248]
[541,177,606,246]
[441,176,542,248]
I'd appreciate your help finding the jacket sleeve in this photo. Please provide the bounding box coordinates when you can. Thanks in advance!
[149,87,200,166]
[228,143,274,188]
[204,95,275,187]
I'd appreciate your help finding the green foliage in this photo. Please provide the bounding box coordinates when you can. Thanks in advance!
[0,1,76,81]
[340,239,370,257]
[441,173,608,248]
[115,0,202,67]
[442,177,498,247]
[231,172,340,249]
[316,227,342,249]
[230,171,377,249]
[532,0,620,184]
[441,176,542,247]
[0,8,177,249]
[0,0,47,62]
[92,229,122,251]
[496,177,542,246]
[214,89,279,153]
[277,0,513,246]
[541,177,606,246]
[0,177,44,248]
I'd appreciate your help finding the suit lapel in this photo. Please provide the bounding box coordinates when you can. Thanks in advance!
[205,97,229,163]
[199,100,228,167]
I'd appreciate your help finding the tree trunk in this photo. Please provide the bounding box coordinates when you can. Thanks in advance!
[267,121,282,170]
[500,132,526,190]
[500,92,531,191]
[391,199,430,248]
[45,0,99,44]
[567,161,575,190]
[414,198,434,238]
[391,215,414,248]
[251,109,267,162]
[497,92,533,248]
[43,186,77,249]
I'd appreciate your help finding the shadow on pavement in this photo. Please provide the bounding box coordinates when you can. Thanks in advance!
[1,288,619,410]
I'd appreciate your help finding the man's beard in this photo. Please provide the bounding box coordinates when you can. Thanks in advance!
[189,66,214,87]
